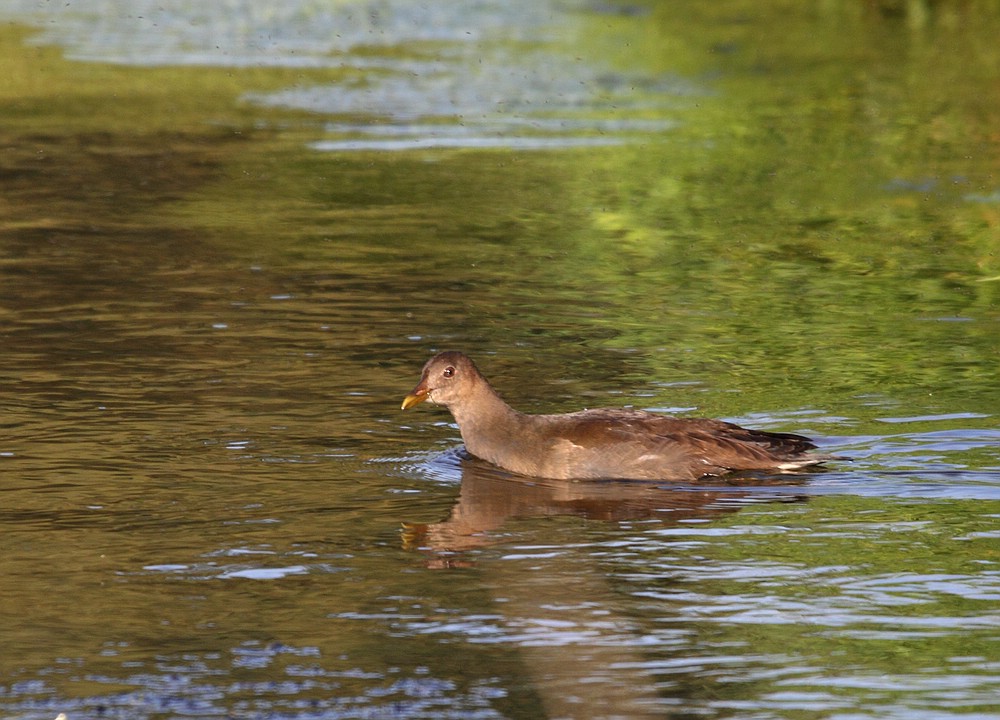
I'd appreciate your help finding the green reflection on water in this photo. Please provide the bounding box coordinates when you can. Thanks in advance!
[130,1,1000,420]
[2,1,1000,717]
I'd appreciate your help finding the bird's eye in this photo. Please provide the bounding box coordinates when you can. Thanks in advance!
[442,366,455,378]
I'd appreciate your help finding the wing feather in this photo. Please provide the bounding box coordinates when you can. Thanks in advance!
[537,408,818,480]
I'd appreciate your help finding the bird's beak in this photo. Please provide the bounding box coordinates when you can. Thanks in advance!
[401,384,429,410]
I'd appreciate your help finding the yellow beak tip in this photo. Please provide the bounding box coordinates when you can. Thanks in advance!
[401,393,427,411]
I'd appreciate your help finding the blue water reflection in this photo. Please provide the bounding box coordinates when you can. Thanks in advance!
[2,0,692,150]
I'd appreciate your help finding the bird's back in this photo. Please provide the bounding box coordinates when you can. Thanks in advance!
[515,408,819,481]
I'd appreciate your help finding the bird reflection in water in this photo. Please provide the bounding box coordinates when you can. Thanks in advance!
[403,452,811,562]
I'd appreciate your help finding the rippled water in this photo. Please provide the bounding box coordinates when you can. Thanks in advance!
[7,0,687,151]
[2,1,1000,719]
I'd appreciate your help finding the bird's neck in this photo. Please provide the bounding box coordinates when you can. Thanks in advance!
[448,380,525,454]
[450,380,519,426]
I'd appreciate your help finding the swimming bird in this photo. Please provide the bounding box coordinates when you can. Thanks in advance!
[401,351,832,481]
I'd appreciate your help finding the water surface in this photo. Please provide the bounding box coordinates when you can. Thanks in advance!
[1,1,999,718]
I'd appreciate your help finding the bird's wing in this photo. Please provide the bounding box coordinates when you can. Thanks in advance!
[540,409,815,480]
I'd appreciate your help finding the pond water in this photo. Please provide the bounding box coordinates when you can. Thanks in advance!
[2,1,999,719]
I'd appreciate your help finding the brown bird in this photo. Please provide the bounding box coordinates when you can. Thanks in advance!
[401,351,834,481]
